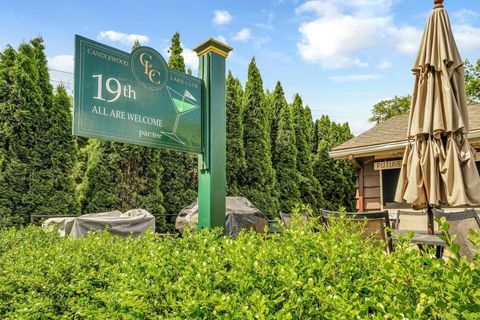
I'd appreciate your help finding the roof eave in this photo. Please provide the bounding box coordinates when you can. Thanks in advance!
[330,129,480,160]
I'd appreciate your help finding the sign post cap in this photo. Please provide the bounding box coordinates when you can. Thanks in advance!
[193,38,232,58]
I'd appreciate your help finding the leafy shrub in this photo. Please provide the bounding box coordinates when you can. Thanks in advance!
[0,217,479,319]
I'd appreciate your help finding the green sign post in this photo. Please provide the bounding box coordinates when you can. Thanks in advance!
[74,35,231,229]
[193,40,232,229]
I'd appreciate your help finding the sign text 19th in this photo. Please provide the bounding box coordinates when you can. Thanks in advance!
[92,74,136,103]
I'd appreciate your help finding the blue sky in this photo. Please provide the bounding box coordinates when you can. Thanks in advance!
[1,0,480,134]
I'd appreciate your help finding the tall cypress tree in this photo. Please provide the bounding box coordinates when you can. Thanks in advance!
[226,71,245,195]
[0,39,78,226]
[304,105,316,154]
[313,116,356,211]
[81,141,166,229]
[241,58,279,217]
[160,32,197,218]
[291,94,323,212]
[29,38,79,216]
[272,82,301,212]
[0,43,41,227]
[34,86,79,215]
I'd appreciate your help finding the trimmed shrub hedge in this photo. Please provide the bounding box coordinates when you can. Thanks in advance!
[0,217,479,319]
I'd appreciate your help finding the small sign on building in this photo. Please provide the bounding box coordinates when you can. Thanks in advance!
[374,160,402,171]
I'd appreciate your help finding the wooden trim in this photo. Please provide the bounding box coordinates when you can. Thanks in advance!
[193,38,233,58]
[379,170,384,210]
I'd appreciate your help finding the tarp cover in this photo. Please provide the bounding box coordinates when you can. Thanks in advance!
[43,209,155,239]
[175,197,268,235]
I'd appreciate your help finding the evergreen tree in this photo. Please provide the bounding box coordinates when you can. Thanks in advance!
[81,141,166,230]
[226,71,245,195]
[291,94,323,212]
[313,116,356,211]
[29,38,79,216]
[268,84,281,165]
[272,82,301,212]
[160,32,197,218]
[0,43,40,227]
[304,106,316,154]
[0,39,78,226]
[241,58,279,217]
[34,86,79,215]
[167,32,185,71]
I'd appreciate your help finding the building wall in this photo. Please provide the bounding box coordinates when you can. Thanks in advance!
[356,157,381,212]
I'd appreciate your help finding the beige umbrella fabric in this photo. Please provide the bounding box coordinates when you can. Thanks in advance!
[395,0,480,209]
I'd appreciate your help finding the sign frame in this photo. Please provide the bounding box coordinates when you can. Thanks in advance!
[73,35,203,154]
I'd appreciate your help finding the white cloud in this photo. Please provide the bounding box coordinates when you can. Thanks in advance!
[378,60,393,70]
[98,30,149,46]
[216,35,228,44]
[233,28,252,42]
[48,55,74,73]
[212,10,233,26]
[329,74,381,82]
[387,26,422,55]
[163,44,199,73]
[182,48,199,73]
[452,9,480,24]
[47,55,74,91]
[296,1,392,68]
[453,24,480,54]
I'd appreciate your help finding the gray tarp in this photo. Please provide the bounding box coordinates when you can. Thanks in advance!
[43,209,155,238]
[175,197,268,235]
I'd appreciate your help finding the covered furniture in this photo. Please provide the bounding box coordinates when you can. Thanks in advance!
[321,210,393,253]
[175,197,268,235]
[433,209,480,261]
[42,209,155,239]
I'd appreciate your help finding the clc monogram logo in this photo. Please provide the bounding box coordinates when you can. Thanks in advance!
[131,47,168,90]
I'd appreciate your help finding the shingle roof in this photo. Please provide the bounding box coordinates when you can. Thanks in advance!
[332,104,480,153]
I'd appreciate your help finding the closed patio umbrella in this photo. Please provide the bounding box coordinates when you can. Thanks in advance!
[395,0,480,233]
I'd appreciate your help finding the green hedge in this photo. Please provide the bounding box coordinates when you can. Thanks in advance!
[0,218,479,319]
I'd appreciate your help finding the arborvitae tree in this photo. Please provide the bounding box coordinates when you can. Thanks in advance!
[272,82,301,212]
[81,141,166,229]
[29,38,79,216]
[226,71,246,195]
[313,116,356,211]
[167,32,185,71]
[160,32,197,219]
[0,39,78,226]
[0,43,41,227]
[34,86,79,215]
[291,94,323,211]
[268,84,281,164]
[241,58,279,217]
[304,106,316,154]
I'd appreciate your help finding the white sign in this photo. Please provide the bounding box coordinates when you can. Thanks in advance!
[374,160,402,171]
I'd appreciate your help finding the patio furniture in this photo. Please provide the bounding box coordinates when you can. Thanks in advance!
[321,210,393,253]
[433,209,480,261]
[396,211,440,235]
[279,212,309,227]
[394,210,445,258]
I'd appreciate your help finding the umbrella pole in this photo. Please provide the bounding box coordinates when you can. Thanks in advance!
[427,204,434,235]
